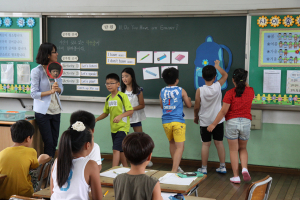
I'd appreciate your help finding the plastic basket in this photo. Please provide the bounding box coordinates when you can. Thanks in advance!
[0,110,26,121]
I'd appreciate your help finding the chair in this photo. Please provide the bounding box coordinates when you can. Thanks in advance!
[245,175,273,200]
[30,156,52,192]
[9,195,43,200]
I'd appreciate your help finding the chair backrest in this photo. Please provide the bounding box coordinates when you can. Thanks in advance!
[31,157,53,192]
[245,175,273,200]
[9,195,43,200]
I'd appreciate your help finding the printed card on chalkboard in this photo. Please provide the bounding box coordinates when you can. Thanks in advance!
[154,51,170,64]
[259,28,300,67]
[143,67,159,80]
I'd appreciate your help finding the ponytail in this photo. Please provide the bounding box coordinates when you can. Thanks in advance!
[56,122,92,188]
[233,68,248,97]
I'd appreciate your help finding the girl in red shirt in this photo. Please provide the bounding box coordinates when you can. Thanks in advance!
[207,68,254,184]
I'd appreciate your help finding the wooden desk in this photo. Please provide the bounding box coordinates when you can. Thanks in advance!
[0,174,7,185]
[0,120,43,156]
[151,171,207,196]
[33,186,115,199]
[100,166,158,187]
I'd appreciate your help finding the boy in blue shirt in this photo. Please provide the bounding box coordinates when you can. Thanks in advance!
[96,73,133,167]
[159,68,192,172]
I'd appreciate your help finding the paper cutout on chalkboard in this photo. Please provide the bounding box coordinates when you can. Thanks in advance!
[137,51,153,63]
[61,62,80,69]
[161,66,178,77]
[17,64,30,84]
[26,17,35,28]
[1,64,14,84]
[3,17,12,27]
[194,35,232,90]
[143,67,159,80]
[283,15,294,27]
[286,70,300,94]
[257,16,268,28]
[154,51,170,64]
[0,18,2,27]
[62,78,80,85]
[17,18,26,28]
[269,16,281,28]
[77,85,100,91]
[296,16,300,27]
[263,70,281,94]
[62,70,80,77]
[171,52,188,64]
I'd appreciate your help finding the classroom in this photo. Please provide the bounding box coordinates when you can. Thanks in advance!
[0,0,300,200]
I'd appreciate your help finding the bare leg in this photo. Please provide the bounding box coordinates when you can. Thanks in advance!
[171,142,184,172]
[201,141,211,166]
[133,126,143,133]
[112,150,120,167]
[227,139,239,177]
[169,139,176,159]
[238,139,248,169]
[120,152,128,167]
[214,140,226,164]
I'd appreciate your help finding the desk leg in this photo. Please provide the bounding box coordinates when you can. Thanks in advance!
[187,184,199,197]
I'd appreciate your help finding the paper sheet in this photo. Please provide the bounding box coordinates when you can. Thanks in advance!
[161,192,177,200]
[100,167,149,179]
[171,51,189,64]
[143,67,160,80]
[286,70,300,94]
[17,64,30,84]
[263,70,281,93]
[154,51,170,64]
[137,51,153,63]
[1,64,14,84]
[158,173,197,186]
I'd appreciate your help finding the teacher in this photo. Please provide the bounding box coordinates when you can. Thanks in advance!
[30,43,63,158]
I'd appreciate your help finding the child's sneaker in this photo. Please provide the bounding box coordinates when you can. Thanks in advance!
[197,167,207,174]
[230,176,241,184]
[177,166,184,172]
[216,166,227,174]
[242,168,251,182]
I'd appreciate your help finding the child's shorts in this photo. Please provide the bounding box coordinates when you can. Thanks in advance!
[200,122,224,142]
[163,122,186,142]
[111,131,127,152]
[131,121,142,127]
[225,118,251,140]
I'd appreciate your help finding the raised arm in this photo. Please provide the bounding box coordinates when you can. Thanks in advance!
[182,89,192,108]
[215,60,228,87]
[194,88,201,124]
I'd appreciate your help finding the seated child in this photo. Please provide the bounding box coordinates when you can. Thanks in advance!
[114,132,163,200]
[0,120,47,199]
[51,121,102,200]
[70,110,102,172]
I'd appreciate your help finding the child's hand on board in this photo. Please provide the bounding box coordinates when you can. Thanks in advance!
[207,124,216,132]
[113,116,122,123]
[214,60,220,67]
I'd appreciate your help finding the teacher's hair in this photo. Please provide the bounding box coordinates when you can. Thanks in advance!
[36,43,57,65]
[56,126,92,188]
[233,68,248,97]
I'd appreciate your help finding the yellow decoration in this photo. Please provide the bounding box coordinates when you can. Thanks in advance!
[269,15,281,27]
[257,16,268,28]
[296,15,300,27]
[282,15,294,27]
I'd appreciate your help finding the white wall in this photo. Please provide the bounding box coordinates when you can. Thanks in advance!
[0,0,299,13]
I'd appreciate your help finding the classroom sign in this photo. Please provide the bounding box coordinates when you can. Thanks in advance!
[259,28,300,67]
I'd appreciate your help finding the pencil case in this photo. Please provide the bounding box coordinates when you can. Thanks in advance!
[177,171,204,178]
[169,193,185,200]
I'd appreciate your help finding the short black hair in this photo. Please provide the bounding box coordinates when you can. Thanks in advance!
[70,110,95,130]
[106,73,119,82]
[202,65,217,81]
[162,68,179,85]
[48,62,61,72]
[36,43,57,65]
[122,132,154,165]
[11,120,34,143]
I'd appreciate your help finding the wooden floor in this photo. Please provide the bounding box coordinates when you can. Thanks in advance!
[101,159,300,200]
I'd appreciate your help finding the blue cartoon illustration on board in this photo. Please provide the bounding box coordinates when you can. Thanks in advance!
[194,35,232,90]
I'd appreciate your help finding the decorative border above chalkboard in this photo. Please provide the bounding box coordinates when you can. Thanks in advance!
[258,28,300,67]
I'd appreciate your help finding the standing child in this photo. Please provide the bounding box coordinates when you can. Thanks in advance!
[160,68,192,172]
[207,69,254,184]
[51,121,103,200]
[96,73,133,167]
[194,60,228,174]
[114,132,163,200]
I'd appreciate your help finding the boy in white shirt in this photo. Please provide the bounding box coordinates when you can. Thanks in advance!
[194,60,228,174]
[70,110,102,172]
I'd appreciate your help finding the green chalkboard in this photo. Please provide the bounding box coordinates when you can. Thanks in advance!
[0,17,40,94]
[47,16,246,100]
[249,15,300,97]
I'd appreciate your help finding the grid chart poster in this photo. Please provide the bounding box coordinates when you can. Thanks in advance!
[0,29,33,62]
[259,28,300,67]
[286,70,300,94]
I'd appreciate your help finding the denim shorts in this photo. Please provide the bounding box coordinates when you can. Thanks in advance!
[225,118,251,140]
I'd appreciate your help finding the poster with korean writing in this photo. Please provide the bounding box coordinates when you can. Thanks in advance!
[286,70,300,94]
[259,28,300,67]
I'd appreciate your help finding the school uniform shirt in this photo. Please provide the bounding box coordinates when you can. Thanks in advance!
[51,157,90,200]
[103,91,133,133]
[125,88,146,123]
[223,87,255,121]
[161,86,185,124]
[86,143,102,165]
[198,82,225,126]
[0,146,39,199]
[114,173,158,200]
